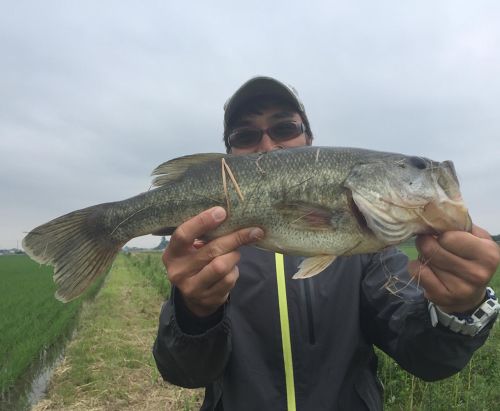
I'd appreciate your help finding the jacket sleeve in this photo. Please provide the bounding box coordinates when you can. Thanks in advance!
[360,247,493,382]
[152,287,232,388]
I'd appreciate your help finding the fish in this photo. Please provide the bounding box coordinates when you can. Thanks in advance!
[22,146,472,302]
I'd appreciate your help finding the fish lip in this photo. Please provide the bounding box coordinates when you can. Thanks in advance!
[418,201,472,233]
[442,160,459,184]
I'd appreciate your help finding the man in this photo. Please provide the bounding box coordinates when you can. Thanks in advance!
[153,76,500,410]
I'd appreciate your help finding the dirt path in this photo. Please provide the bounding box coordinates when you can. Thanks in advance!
[33,255,203,411]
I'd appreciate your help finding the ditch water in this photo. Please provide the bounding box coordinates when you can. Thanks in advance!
[0,330,71,410]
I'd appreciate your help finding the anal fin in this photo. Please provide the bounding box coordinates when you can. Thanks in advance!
[292,255,337,279]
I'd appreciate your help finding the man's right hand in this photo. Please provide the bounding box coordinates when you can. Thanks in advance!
[162,206,264,318]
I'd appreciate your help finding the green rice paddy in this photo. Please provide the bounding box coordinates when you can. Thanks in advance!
[0,254,104,408]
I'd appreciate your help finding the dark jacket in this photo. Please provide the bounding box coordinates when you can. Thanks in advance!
[153,246,491,410]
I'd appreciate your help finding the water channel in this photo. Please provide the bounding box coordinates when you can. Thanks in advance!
[1,330,72,410]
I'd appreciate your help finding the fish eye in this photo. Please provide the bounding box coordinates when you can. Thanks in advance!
[408,157,427,170]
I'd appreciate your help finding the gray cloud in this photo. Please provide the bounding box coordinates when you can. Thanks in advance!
[1,1,499,248]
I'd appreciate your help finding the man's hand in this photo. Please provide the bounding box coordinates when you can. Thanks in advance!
[409,224,500,314]
[162,206,264,317]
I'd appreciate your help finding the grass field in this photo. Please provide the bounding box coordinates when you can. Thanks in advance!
[5,247,500,410]
[33,252,203,411]
[381,245,500,410]
[0,254,104,409]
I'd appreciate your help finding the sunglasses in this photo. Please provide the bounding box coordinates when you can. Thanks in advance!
[228,121,306,149]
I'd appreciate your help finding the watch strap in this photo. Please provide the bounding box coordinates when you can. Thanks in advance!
[428,287,500,336]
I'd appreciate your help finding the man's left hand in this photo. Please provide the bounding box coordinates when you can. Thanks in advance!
[409,224,500,314]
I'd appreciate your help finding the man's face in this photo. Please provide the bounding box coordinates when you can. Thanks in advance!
[229,106,310,155]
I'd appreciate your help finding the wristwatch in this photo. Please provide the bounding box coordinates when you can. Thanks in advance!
[428,287,500,336]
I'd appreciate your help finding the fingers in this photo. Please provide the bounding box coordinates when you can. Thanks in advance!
[193,226,263,268]
[192,239,206,249]
[194,250,242,290]
[414,235,478,284]
[166,226,263,280]
[431,227,492,261]
[206,265,240,300]
[182,265,240,311]
[408,260,446,300]
[471,224,494,240]
[168,207,227,255]
[408,259,480,309]
[410,225,499,312]
[172,252,242,317]
[162,206,265,317]
[416,229,499,285]
[436,226,500,272]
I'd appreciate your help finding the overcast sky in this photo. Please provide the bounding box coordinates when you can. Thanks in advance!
[1,1,499,249]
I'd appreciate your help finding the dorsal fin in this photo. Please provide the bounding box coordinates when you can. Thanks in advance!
[151,153,226,187]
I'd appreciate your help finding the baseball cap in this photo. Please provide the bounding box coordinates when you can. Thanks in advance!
[223,76,312,151]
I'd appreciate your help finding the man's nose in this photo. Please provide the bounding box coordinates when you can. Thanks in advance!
[256,133,283,152]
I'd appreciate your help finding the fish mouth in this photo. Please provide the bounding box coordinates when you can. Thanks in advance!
[349,189,472,244]
[418,200,472,234]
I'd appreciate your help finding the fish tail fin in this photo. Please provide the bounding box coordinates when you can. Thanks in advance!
[22,204,124,302]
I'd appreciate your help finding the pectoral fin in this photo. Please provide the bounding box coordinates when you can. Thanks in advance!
[274,201,333,230]
[292,255,337,279]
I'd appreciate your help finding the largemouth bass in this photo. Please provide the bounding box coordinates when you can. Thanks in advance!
[23,146,472,302]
